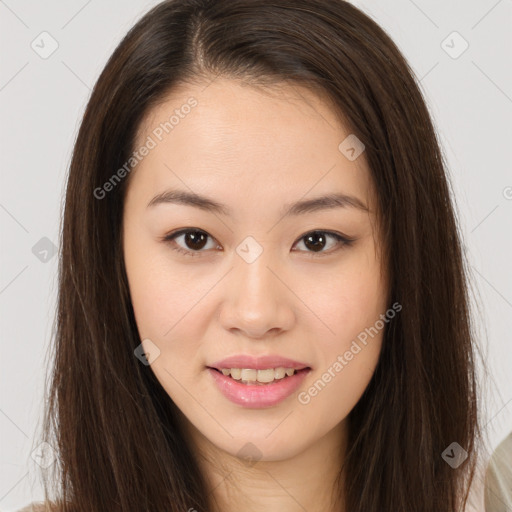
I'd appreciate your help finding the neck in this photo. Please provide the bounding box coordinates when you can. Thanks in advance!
[188,420,347,512]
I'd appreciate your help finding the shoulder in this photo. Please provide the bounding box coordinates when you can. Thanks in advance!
[485,432,512,511]
[17,503,55,512]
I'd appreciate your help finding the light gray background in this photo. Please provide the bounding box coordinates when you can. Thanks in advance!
[1,0,511,509]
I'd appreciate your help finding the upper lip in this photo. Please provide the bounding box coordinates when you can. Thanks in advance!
[207,355,311,371]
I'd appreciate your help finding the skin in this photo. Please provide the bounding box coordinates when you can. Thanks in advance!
[122,77,389,512]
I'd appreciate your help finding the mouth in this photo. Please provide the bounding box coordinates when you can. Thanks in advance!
[206,366,312,386]
[206,365,312,408]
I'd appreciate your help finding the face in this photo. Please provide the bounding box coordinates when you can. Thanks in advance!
[122,77,389,463]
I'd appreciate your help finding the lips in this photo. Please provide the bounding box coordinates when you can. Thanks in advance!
[207,354,312,371]
[207,366,312,408]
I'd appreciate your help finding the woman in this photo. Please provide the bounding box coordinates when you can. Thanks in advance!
[22,0,484,510]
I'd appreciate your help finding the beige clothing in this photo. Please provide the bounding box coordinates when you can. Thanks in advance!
[485,431,512,512]
[17,505,46,512]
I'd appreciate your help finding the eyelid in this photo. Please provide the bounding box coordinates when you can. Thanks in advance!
[162,228,355,258]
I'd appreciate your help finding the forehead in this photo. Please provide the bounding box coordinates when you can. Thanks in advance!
[127,77,375,215]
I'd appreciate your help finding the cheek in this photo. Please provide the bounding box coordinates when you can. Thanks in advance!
[128,272,207,351]
[299,251,387,409]
[128,266,208,397]
[126,266,181,339]
[301,334,383,426]
[300,282,386,420]
[124,224,197,335]
[303,257,388,344]
[123,234,201,365]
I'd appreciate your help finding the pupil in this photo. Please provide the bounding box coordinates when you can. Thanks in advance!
[185,231,207,250]
[304,232,326,252]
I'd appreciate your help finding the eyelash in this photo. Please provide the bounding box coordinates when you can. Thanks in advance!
[162,228,354,258]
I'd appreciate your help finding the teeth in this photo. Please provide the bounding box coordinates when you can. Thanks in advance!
[219,367,300,384]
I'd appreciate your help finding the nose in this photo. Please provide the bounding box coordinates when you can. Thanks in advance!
[218,251,295,339]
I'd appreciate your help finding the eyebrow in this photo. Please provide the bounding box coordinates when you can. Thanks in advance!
[146,189,369,216]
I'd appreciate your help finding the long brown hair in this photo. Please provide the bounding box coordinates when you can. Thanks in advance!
[38,0,482,510]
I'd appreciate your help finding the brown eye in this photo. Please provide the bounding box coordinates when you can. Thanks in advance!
[303,232,329,252]
[164,229,218,257]
[179,230,208,251]
[164,228,353,258]
[293,230,353,255]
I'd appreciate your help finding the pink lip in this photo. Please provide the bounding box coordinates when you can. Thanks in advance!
[208,354,311,371]
[207,367,311,408]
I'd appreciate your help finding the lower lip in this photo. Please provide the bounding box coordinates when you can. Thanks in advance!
[207,367,311,408]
